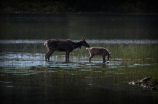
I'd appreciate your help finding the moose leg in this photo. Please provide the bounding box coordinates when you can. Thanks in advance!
[47,52,53,61]
[103,55,106,63]
[89,54,94,63]
[45,51,50,60]
[67,52,69,62]
[65,52,69,62]
[45,51,54,61]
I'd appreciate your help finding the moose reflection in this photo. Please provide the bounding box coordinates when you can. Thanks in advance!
[44,38,90,62]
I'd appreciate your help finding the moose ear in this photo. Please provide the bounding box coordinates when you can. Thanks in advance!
[80,37,85,41]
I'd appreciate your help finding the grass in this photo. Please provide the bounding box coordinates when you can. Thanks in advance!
[147,64,158,84]
[19,43,158,65]
[24,43,158,64]
[72,44,158,62]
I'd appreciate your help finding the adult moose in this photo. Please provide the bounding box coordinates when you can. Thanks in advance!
[44,38,90,62]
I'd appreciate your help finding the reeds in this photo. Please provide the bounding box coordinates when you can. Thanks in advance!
[21,43,158,64]
[72,44,158,63]
[147,64,158,84]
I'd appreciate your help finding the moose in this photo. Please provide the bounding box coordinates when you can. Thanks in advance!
[86,47,110,63]
[44,38,90,62]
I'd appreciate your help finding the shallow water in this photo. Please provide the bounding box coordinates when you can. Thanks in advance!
[0,40,158,104]
[0,51,153,75]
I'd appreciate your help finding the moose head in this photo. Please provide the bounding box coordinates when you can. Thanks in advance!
[80,38,90,48]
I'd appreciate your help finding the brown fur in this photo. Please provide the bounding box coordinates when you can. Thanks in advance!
[44,38,90,62]
[86,47,110,63]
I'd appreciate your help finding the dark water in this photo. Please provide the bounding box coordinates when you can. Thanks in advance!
[1,72,157,104]
[0,14,158,104]
[0,14,158,39]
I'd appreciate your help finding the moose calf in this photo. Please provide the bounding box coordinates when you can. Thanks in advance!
[86,47,110,63]
[44,38,90,62]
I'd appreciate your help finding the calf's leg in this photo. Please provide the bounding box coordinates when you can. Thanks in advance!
[89,54,94,63]
[107,54,110,61]
[103,55,106,63]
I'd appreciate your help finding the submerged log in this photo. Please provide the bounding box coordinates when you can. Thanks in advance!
[129,77,158,90]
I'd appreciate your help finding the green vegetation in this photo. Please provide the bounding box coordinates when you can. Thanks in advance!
[0,0,158,14]
[21,43,158,64]
[21,44,157,63]
[147,64,158,84]
[72,44,158,62]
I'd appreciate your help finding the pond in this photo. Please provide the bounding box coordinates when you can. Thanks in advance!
[0,14,158,104]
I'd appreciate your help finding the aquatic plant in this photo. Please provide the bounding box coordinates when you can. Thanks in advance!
[147,64,158,84]
[22,44,30,53]
[21,42,158,64]
[72,44,158,63]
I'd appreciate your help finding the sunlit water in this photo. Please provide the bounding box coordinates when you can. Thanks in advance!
[0,40,158,104]
[0,39,158,44]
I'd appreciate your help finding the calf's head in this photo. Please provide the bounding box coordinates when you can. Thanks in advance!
[80,38,90,48]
